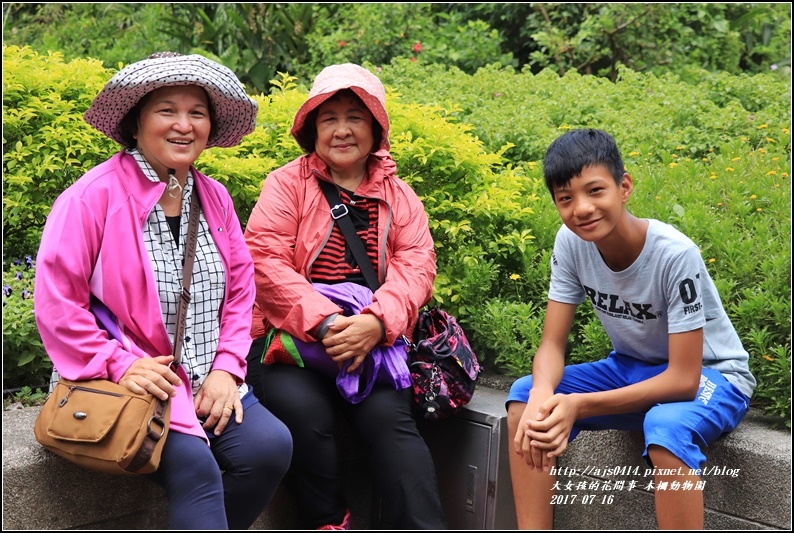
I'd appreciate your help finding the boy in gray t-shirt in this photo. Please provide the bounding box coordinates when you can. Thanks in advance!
[506,129,755,529]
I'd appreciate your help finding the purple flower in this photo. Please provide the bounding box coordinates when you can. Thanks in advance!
[25,255,34,269]
[15,271,23,280]
[13,259,21,266]
[21,289,31,299]
[3,285,12,297]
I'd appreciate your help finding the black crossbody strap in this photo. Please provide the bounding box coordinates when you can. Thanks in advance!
[318,179,381,292]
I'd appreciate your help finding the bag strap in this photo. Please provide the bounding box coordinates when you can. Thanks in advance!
[172,186,201,367]
[125,401,168,472]
[126,186,200,474]
[318,179,381,292]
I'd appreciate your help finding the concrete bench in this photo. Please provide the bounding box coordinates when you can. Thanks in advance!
[1,402,374,530]
[554,408,791,530]
[3,384,790,530]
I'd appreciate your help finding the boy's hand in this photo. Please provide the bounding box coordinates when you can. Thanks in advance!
[512,403,537,466]
[514,391,553,471]
[526,393,579,469]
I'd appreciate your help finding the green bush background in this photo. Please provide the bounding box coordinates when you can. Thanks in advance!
[2,45,791,425]
[4,3,790,94]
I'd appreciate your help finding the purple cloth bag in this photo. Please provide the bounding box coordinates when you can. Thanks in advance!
[292,282,411,404]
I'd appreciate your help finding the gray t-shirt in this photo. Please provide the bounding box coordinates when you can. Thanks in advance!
[549,219,756,398]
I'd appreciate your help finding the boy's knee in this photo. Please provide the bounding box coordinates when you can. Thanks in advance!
[643,405,685,433]
[509,374,533,396]
[647,444,680,464]
[506,401,525,430]
[644,425,704,472]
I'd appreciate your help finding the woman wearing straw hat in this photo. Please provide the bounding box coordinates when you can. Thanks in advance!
[34,52,292,529]
[244,63,447,530]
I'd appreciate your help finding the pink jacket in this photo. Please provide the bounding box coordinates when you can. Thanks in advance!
[245,150,436,345]
[34,151,255,442]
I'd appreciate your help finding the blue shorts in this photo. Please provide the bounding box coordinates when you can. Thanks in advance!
[506,352,750,471]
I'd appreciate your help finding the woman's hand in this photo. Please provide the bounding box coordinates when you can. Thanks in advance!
[322,313,383,372]
[194,370,243,436]
[119,355,181,401]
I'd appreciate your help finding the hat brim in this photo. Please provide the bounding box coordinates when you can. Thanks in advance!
[84,55,258,148]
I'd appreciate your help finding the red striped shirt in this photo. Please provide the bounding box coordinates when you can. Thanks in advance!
[311,187,379,287]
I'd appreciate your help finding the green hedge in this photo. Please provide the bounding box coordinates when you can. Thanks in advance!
[376,58,791,165]
[3,46,790,425]
[2,46,540,394]
[375,59,791,424]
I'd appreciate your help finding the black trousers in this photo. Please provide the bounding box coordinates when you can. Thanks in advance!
[246,337,447,529]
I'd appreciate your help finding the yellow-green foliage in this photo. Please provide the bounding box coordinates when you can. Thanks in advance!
[3,46,540,389]
[4,45,790,423]
[3,46,120,259]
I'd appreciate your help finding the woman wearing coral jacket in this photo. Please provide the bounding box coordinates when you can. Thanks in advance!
[244,63,447,530]
[34,52,292,530]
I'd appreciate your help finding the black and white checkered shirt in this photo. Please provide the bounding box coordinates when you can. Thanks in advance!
[131,149,234,397]
[50,151,249,397]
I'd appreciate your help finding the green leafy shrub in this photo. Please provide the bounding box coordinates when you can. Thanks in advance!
[441,3,791,79]
[302,4,513,82]
[409,13,515,74]
[3,46,119,259]
[376,59,791,165]
[2,256,49,391]
[2,4,178,69]
[3,46,790,424]
[470,299,545,376]
[162,3,318,95]
[2,385,48,408]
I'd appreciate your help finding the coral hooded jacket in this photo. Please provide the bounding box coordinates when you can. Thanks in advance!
[245,150,437,346]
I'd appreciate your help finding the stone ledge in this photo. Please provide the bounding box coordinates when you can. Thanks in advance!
[3,385,790,530]
[1,404,372,530]
[554,408,791,530]
[475,373,791,529]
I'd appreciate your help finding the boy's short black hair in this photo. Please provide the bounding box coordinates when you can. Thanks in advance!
[542,129,625,196]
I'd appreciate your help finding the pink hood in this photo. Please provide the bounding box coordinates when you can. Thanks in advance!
[290,63,390,151]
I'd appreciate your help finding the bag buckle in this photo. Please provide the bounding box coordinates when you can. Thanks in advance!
[330,203,349,220]
[401,334,416,351]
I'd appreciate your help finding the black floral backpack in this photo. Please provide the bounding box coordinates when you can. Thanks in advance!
[405,307,481,420]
